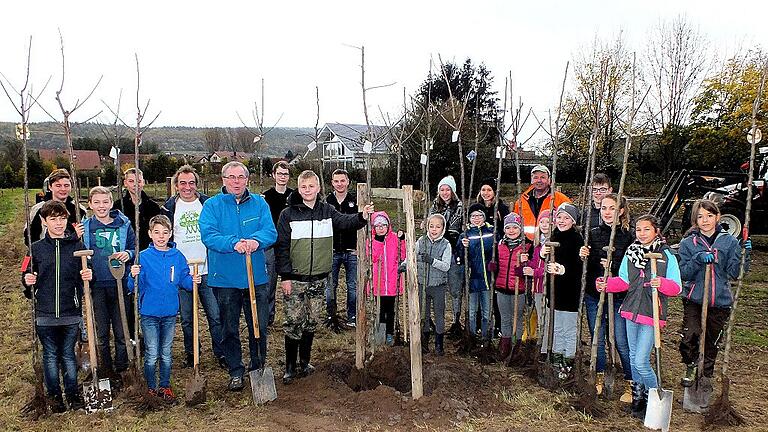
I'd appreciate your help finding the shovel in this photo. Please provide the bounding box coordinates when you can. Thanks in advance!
[644,252,672,432]
[683,263,713,413]
[185,259,207,406]
[244,255,277,405]
[75,250,113,414]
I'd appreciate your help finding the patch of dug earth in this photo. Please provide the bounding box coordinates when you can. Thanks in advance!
[269,346,507,429]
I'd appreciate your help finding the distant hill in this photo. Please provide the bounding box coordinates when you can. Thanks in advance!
[0,122,314,157]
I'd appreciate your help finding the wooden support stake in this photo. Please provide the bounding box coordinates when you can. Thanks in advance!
[355,182,371,369]
[167,176,174,199]
[403,185,423,399]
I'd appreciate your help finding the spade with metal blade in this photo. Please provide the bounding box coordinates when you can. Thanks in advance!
[185,259,207,406]
[75,249,113,414]
[683,263,713,413]
[108,253,141,389]
[245,255,277,405]
[644,252,673,432]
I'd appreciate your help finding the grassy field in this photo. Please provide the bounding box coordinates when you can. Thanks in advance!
[0,188,766,431]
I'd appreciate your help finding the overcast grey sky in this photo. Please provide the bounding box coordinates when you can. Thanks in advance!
[1,0,765,134]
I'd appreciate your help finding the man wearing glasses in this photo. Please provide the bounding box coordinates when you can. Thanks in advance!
[199,161,277,391]
[162,165,225,370]
[262,161,295,325]
[582,173,612,230]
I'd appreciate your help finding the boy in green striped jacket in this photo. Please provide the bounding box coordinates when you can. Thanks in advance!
[275,170,373,384]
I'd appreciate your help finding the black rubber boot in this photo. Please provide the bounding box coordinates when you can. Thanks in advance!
[435,333,444,356]
[421,332,430,354]
[298,331,316,378]
[631,382,647,419]
[283,336,300,384]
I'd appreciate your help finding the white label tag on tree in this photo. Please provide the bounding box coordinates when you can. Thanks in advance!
[496,146,506,159]
[363,140,373,153]
[307,141,317,151]
[466,150,476,161]
[451,130,460,142]
[253,135,262,143]
[420,154,428,165]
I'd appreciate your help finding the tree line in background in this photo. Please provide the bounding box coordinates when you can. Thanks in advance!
[1,17,766,194]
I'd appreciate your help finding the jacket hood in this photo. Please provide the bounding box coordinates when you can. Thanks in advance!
[370,211,391,233]
[425,213,447,241]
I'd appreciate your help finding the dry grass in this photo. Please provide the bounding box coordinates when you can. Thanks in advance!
[1,189,767,431]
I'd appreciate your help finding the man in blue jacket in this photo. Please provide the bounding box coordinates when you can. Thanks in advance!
[162,164,225,370]
[199,161,277,391]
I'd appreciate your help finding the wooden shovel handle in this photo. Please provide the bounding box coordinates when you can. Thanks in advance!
[192,263,200,368]
[245,255,260,339]
[697,264,712,375]
[77,253,99,375]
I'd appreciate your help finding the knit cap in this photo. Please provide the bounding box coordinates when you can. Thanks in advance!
[556,202,580,225]
[504,212,523,230]
[467,202,486,220]
[537,209,552,225]
[479,177,497,193]
[437,175,457,194]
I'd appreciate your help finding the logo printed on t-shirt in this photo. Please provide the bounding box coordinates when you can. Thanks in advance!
[179,210,200,235]
[94,227,119,253]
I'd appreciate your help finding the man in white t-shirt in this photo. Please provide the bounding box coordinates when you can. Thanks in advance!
[162,165,225,369]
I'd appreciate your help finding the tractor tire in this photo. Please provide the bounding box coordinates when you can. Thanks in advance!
[719,207,744,237]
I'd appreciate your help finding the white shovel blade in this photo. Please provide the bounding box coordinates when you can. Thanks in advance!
[83,378,113,414]
[644,387,673,431]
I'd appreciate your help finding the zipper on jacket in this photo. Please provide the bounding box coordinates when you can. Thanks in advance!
[505,245,513,292]
[309,207,315,276]
[55,239,60,318]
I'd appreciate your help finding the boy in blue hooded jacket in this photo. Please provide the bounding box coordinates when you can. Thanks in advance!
[456,203,496,341]
[130,215,200,402]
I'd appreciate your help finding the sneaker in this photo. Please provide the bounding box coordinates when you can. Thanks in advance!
[158,387,176,403]
[228,375,245,391]
[48,394,66,413]
[385,334,394,346]
[148,388,158,398]
[346,320,356,329]
[66,392,85,411]
[681,363,697,387]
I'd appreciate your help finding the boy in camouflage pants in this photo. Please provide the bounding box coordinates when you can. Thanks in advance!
[275,170,373,384]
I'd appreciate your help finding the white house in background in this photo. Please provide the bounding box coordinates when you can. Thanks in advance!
[207,151,252,163]
[317,123,391,170]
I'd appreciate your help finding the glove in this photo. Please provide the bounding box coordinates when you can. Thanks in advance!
[744,239,752,251]
[487,262,498,273]
[696,252,715,264]
[397,230,406,241]
[420,253,435,265]
[23,286,32,299]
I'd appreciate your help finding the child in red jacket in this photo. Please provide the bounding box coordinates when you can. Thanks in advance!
[494,213,531,359]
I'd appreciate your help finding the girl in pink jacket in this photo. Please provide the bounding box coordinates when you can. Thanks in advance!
[367,211,406,346]
[524,209,550,340]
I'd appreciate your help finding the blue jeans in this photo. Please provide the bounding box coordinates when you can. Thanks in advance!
[326,251,358,322]
[469,290,490,339]
[264,248,279,323]
[91,281,129,372]
[625,319,658,389]
[141,315,176,389]
[214,285,269,378]
[37,323,80,397]
[585,294,633,379]
[612,296,633,380]
[179,275,224,360]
